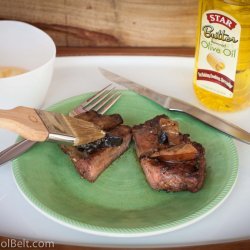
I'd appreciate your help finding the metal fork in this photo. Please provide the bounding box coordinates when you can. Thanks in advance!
[0,85,121,166]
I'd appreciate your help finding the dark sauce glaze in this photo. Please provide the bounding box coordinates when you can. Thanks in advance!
[77,133,123,154]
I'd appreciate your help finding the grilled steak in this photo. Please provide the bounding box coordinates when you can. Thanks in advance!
[75,110,123,131]
[61,111,132,182]
[132,115,206,192]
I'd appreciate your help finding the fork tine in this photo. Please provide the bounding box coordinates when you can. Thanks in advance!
[69,84,111,117]
[93,91,120,113]
[83,87,116,111]
[85,84,112,103]
[98,93,121,115]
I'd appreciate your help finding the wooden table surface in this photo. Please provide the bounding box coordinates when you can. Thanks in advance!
[56,46,195,57]
[0,0,198,48]
[1,47,249,250]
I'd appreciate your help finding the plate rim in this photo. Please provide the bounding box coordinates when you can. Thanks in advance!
[12,92,239,237]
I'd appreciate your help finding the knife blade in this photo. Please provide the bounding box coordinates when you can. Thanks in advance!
[99,68,250,144]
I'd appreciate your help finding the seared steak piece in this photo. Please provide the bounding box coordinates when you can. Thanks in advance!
[132,124,159,158]
[74,110,124,154]
[132,115,206,192]
[76,110,123,131]
[140,143,206,192]
[61,111,132,182]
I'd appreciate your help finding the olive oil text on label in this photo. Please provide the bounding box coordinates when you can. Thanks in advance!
[201,40,237,58]
[196,10,241,98]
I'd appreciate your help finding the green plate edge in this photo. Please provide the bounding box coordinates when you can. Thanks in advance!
[12,90,238,236]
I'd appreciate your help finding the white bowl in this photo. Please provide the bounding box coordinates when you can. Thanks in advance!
[0,21,56,109]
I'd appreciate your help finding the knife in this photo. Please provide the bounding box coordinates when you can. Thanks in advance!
[99,68,250,144]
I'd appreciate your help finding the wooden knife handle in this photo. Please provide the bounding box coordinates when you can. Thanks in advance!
[0,106,49,142]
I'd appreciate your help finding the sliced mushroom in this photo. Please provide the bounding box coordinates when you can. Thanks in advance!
[150,143,199,161]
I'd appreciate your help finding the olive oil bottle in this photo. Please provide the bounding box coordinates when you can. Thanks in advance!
[193,0,250,112]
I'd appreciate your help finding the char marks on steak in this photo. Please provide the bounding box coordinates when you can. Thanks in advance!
[61,111,132,182]
[132,115,206,192]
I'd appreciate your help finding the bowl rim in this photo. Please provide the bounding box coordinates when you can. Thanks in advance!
[0,20,56,80]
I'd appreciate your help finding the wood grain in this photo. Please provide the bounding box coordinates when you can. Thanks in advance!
[0,0,198,48]
[0,107,48,142]
[56,46,195,57]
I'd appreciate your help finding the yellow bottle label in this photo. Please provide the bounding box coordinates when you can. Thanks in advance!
[197,10,241,98]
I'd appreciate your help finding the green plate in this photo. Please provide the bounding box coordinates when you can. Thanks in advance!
[12,90,238,237]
